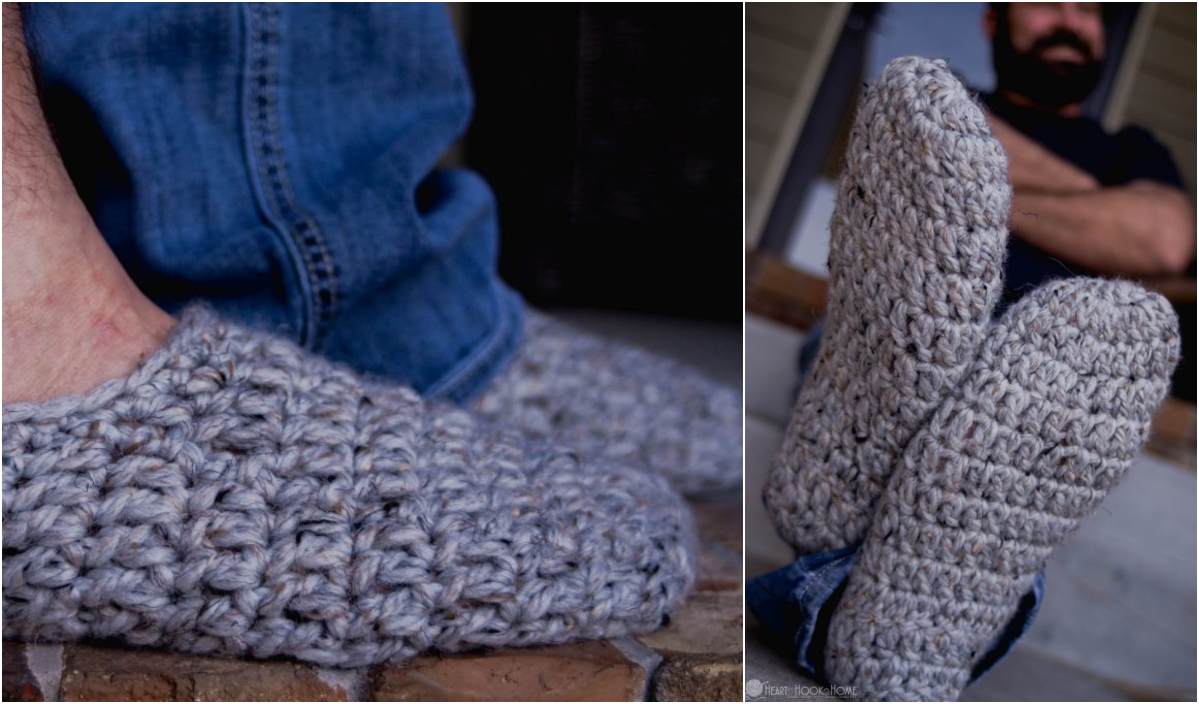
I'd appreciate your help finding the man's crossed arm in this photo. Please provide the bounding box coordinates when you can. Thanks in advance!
[988,113,1195,276]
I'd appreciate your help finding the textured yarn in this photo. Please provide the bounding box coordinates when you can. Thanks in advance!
[473,310,742,496]
[765,56,1012,554]
[2,306,696,668]
[825,278,1180,701]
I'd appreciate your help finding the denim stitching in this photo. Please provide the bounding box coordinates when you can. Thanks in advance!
[792,557,847,606]
[244,4,339,346]
[790,558,848,679]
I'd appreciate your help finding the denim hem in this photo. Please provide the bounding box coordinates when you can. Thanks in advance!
[423,282,525,404]
[747,548,1045,687]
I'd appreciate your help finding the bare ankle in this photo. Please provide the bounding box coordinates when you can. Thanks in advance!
[3,226,174,404]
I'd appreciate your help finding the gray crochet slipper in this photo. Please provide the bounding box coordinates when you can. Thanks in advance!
[2,305,696,668]
[765,56,1011,554]
[825,278,1179,701]
[472,310,742,496]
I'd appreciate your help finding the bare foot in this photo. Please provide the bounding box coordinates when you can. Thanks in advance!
[3,5,173,404]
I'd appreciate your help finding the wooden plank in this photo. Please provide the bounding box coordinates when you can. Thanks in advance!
[746,32,812,97]
[746,253,829,332]
[747,172,763,213]
[1126,69,1195,122]
[1140,22,1196,87]
[1124,72,1196,140]
[746,3,834,48]
[746,84,795,146]
[1145,397,1197,469]
[1154,1,1196,36]
[746,137,774,206]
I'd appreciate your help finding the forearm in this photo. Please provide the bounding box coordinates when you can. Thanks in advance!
[1010,182,1195,275]
[986,113,1097,193]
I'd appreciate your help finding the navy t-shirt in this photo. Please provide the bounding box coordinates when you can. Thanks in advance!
[982,92,1194,400]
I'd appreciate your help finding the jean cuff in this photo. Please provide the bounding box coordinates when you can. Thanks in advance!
[747,546,1045,685]
[423,282,525,404]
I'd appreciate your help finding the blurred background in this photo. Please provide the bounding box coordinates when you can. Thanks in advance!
[744,3,1196,701]
[451,10,746,695]
[435,4,743,391]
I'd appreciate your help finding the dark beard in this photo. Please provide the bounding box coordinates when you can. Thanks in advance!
[992,27,1104,109]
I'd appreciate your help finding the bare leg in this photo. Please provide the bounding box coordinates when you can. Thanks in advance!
[3,5,172,403]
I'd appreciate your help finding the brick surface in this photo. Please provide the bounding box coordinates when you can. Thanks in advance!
[368,641,648,701]
[3,642,44,702]
[691,493,742,553]
[637,591,743,656]
[58,643,350,701]
[639,493,744,654]
[696,539,743,594]
[691,493,744,594]
[637,494,743,689]
[653,653,743,702]
[2,495,747,703]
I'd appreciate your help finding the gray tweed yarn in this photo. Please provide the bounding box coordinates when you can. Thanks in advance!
[3,306,696,668]
[473,310,742,496]
[826,278,1180,701]
[765,56,1011,554]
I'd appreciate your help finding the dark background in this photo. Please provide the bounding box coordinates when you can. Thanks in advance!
[458,4,742,324]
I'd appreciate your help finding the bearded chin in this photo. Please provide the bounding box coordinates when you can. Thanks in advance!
[993,44,1104,109]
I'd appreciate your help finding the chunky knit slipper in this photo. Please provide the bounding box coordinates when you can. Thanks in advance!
[765,56,1011,554]
[3,306,696,668]
[473,310,742,496]
[825,278,1179,701]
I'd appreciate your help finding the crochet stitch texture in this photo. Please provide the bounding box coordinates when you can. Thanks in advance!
[3,306,696,668]
[825,278,1180,701]
[474,310,742,495]
[765,56,1011,554]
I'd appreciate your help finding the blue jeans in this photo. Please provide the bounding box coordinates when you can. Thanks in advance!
[749,318,1045,684]
[22,3,523,403]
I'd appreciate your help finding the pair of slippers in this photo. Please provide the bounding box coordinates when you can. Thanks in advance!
[765,57,1179,700]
